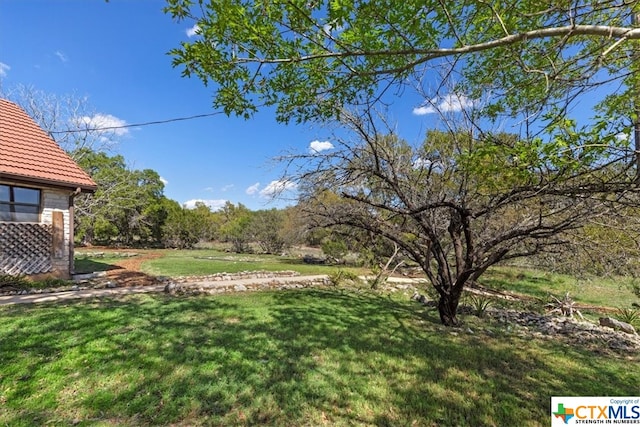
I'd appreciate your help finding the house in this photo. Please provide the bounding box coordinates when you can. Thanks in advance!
[0,99,97,279]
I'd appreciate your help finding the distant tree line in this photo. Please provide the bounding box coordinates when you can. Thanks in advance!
[71,147,309,252]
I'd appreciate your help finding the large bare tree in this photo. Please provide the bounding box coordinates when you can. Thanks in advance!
[294,107,636,325]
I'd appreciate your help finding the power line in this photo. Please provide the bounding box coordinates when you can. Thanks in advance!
[49,111,226,134]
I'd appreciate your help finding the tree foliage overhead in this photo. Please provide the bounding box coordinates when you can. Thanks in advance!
[166,0,640,131]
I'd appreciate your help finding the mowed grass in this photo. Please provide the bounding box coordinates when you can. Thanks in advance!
[480,267,639,309]
[1,289,637,426]
[138,249,360,277]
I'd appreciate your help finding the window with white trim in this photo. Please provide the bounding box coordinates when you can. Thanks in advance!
[0,185,41,222]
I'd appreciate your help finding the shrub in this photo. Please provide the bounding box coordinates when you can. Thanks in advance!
[615,307,640,327]
[466,294,492,318]
[328,269,360,286]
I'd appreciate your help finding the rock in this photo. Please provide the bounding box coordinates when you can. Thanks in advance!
[302,255,326,265]
[411,291,430,304]
[599,317,637,335]
[164,282,180,293]
[106,281,117,288]
[234,284,247,292]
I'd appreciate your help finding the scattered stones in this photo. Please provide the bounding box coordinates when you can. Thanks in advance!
[408,288,640,354]
[163,276,329,296]
[485,307,640,353]
[71,271,108,281]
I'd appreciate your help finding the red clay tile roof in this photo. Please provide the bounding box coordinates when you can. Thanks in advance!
[0,98,97,192]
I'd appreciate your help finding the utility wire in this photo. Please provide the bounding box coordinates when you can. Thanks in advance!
[49,111,226,134]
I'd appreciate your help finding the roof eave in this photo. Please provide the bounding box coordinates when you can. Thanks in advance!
[0,172,97,193]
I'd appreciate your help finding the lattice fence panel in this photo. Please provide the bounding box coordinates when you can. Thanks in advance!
[0,223,52,275]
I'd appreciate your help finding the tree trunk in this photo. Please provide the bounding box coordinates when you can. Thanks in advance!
[438,292,461,326]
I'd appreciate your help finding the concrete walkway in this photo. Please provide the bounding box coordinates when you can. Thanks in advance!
[0,275,330,306]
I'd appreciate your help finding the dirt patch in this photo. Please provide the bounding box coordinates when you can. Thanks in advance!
[101,250,164,287]
[106,251,164,272]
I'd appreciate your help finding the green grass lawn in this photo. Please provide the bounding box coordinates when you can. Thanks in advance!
[75,248,362,277]
[0,289,637,426]
[480,266,639,309]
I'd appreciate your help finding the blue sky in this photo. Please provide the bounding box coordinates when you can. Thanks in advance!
[0,1,512,211]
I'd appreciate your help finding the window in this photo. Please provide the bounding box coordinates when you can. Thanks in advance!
[0,185,41,222]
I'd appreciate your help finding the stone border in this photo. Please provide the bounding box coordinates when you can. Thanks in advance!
[0,270,304,296]
[486,307,640,352]
[164,276,330,295]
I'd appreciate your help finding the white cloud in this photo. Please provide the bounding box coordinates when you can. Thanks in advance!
[615,132,630,142]
[221,184,234,192]
[309,140,334,154]
[160,177,169,186]
[245,182,260,195]
[186,24,201,37]
[413,93,475,115]
[183,199,227,211]
[75,113,129,137]
[0,62,9,77]
[322,21,344,37]
[259,180,297,198]
[412,157,431,169]
[55,51,68,62]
